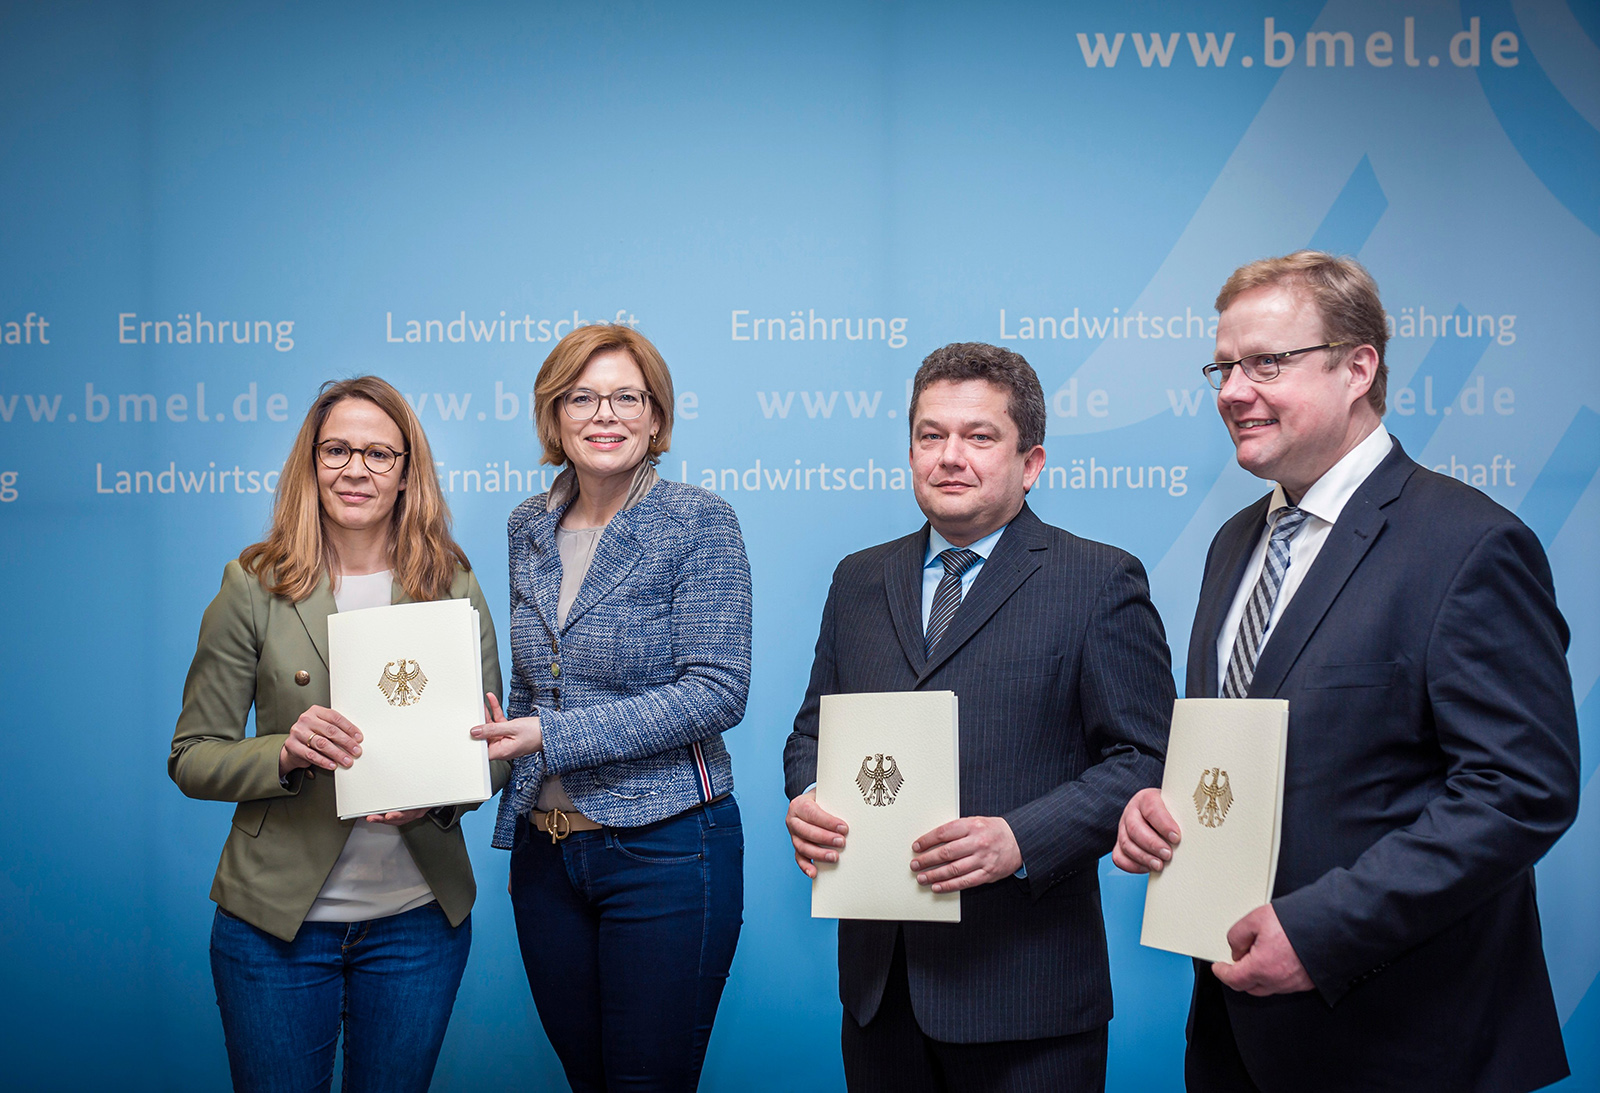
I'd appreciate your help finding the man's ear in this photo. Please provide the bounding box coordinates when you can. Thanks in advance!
[1344,344,1379,406]
[1021,444,1047,492]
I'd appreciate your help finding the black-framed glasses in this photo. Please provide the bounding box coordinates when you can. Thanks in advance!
[316,440,407,474]
[560,387,650,421]
[1202,343,1346,390]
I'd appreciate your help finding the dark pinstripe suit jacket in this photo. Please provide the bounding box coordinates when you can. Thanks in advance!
[784,503,1174,1043]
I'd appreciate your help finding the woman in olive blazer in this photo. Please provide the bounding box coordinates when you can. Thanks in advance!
[170,376,508,1093]
[171,561,503,938]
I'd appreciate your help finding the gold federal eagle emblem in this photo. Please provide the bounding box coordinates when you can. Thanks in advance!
[378,658,428,707]
[857,754,904,807]
[1194,767,1233,828]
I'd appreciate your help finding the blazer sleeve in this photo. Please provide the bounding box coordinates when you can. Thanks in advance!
[782,563,843,798]
[1003,552,1175,893]
[538,504,753,774]
[169,561,303,803]
[1273,520,1581,1003]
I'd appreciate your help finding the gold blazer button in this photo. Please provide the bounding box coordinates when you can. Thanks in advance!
[550,661,561,678]
[294,670,311,686]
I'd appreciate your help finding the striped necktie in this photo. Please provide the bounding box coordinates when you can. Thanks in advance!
[925,548,982,655]
[1221,507,1310,698]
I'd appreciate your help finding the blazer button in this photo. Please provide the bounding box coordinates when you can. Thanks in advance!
[551,687,561,710]
[550,661,561,678]
[549,635,558,654]
[294,670,310,686]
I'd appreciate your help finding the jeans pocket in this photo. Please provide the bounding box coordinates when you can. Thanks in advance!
[607,815,704,865]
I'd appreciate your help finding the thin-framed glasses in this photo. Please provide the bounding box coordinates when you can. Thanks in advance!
[560,387,650,421]
[1202,342,1346,390]
[316,440,407,474]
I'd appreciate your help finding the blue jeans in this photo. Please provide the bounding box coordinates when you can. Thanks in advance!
[210,901,471,1093]
[511,795,744,1093]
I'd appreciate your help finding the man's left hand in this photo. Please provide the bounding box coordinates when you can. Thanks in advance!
[1212,904,1314,996]
[910,816,1022,893]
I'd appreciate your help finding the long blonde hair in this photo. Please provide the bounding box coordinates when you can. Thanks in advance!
[240,376,468,602]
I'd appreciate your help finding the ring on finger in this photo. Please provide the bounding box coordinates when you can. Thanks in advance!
[309,732,322,749]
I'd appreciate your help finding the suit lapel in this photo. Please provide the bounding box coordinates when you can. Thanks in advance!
[1192,497,1272,698]
[293,574,337,669]
[560,505,644,632]
[918,506,1046,683]
[886,528,931,676]
[1249,440,1414,697]
[519,509,564,635]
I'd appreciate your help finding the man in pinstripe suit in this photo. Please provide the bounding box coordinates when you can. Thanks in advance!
[785,342,1175,1092]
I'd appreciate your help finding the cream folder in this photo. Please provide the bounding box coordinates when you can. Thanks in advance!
[812,690,961,923]
[1140,698,1289,964]
[330,598,491,820]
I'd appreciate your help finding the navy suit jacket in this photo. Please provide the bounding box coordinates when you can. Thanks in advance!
[1186,440,1579,1092]
[784,503,1174,1043]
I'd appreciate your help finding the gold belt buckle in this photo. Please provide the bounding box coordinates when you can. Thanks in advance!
[543,807,572,843]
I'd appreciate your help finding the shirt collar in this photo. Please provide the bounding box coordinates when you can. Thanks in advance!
[925,522,1007,566]
[1268,424,1392,525]
[546,460,659,514]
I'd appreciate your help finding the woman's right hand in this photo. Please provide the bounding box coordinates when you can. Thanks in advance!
[279,706,363,779]
[470,692,543,761]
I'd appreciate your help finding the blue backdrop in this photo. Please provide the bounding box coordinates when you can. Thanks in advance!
[1,1,1596,1089]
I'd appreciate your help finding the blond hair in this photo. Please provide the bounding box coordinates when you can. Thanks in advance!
[532,325,675,466]
[1216,250,1389,415]
[240,376,468,602]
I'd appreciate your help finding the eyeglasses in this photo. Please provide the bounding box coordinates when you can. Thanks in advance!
[316,440,407,474]
[1202,343,1346,390]
[560,387,650,421]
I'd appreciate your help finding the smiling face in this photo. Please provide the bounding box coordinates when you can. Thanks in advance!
[1214,283,1378,500]
[910,379,1045,546]
[316,397,407,541]
[558,348,660,489]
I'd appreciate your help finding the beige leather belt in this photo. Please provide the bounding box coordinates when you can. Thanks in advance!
[531,806,603,843]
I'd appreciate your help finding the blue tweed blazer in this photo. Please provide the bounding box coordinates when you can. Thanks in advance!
[492,475,752,848]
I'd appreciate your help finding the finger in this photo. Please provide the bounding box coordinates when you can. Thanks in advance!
[306,729,357,767]
[787,815,846,848]
[1141,795,1181,844]
[1225,911,1262,959]
[796,797,847,835]
[314,707,363,742]
[299,731,339,770]
[1112,833,1160,874]
[302,715,361,761]
[1123,808,1176,859]
[792,836,839,865]
[1212,960,1246,990]
[793,850,818,879]
[1119,824,1170,871]
[485,740,524,762]
[485,693,507,721]
[909,835,975,871]
[930,865,996,893]
[913,819,968,853]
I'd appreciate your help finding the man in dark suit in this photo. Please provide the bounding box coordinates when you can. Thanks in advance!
[784,343,1175,1091]
[1115,251,1580,1092]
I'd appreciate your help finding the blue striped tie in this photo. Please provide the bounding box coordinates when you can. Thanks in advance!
[925,548,982,655]
[1221,507,1310,698]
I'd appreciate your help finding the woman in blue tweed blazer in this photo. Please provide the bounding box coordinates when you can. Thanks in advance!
[473,325,751,1092]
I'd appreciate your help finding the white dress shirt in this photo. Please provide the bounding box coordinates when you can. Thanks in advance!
[1214,426,1394,693]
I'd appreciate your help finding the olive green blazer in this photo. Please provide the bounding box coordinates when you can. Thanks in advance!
[170,560,508,941]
